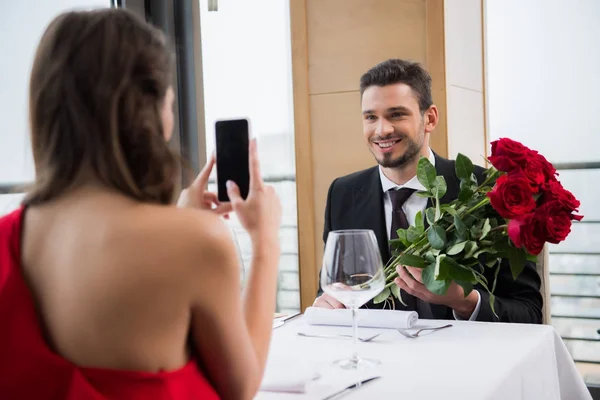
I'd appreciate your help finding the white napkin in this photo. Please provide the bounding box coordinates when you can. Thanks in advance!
[259,365,320,393]
[304,307,418,329]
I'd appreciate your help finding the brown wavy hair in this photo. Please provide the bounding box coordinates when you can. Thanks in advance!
[24,8,177,206]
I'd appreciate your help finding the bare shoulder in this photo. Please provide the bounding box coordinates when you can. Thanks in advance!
[117,205,238,277]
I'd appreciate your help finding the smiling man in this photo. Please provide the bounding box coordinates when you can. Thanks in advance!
[313,59,543,323]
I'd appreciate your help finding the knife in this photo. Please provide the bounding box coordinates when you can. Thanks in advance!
[321,376,381,400]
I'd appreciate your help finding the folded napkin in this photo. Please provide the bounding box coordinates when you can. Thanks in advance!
[260,365,320,393]
[304,307,418,329]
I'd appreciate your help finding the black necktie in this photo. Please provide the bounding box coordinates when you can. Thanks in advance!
[389,188,416,240]
[388,187,417,311]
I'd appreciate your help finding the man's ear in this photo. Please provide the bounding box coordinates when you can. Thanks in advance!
[424,105,439,133]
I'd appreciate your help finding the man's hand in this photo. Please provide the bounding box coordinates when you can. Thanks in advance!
[394,265,478,319]
[312,293,346,309]
[177,153,233,218]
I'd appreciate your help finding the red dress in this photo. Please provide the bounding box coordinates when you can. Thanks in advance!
[0,207,220,399]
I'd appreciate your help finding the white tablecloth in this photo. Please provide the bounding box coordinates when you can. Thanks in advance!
[256,317,592,400]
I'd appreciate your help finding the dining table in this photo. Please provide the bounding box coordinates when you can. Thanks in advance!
[256,315,592,400]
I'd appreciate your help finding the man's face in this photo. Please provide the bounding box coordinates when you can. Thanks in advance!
[361,83,431,169]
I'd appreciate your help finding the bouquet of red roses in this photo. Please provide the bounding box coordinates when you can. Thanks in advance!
[376,138,583,313]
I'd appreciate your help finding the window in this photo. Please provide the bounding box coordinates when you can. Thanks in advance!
[0,1,110,215]
[198,0,300,313]
[484,0,600,384]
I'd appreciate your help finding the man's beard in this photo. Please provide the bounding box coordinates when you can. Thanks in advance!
[372,133,424,169]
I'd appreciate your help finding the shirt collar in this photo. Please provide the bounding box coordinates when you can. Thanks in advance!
[379,149,436,193]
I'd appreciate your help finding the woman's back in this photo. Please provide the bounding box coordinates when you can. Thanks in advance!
[22,188,197,372]
[0,197,221,399]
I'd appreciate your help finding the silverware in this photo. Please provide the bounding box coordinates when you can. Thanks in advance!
[321,376,381,400]
[297,332,382,342]
[397,324,453,338]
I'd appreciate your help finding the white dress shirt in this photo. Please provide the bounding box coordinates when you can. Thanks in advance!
[379,149,481,321]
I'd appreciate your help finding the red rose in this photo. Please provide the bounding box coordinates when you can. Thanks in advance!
[507,218,525,248]
[520,153,557,192]
[488,138,533,172]
[508,212,546,255]
[536,153,557,181]
[487,173,536,219]
[541,180,583,220]
[539,201,572,243]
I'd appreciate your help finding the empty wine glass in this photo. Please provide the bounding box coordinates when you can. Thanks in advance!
[320,229,385,369]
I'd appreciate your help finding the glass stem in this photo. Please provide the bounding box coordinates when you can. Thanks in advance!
[351,307,359,364]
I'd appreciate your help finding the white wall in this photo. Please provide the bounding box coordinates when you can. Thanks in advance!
[484,0,600,164]
[444,0,486,166]
[0,1,108,214]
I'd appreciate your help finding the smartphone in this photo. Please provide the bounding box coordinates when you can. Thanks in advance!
[215,118,250,202]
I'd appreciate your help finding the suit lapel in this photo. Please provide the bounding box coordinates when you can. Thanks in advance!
[352,167,390,263]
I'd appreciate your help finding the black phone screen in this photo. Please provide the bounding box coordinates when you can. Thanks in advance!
[215,119,250,202]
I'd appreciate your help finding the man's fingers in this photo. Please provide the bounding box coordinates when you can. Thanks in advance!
[397,266,426,293]
[406,266,423,283]
[313,294,345,309]
[312,297,333,309]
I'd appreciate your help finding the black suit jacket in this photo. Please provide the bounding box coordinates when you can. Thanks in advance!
[320,153,543,323]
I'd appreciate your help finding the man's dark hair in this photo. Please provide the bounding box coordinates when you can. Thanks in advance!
[359,59,433,113]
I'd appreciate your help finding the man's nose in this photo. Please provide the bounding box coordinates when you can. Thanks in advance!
[375,119,394,136]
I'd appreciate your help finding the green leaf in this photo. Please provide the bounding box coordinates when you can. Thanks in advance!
[489,293,497,318]
[441,204,459,217]
[439,257,475,282]
[434,254,444,279]
[398,254,426,268]
[407,226,421,243]
[425,208,436,226]
[415,211,424,233]
[455,280,474,298]
[470,224,482,240]
[415,190,433,198]
[456,153,474,181]
[423,262,451,295]
[464,241,479,259]
[508,246,527,280]
[454,215,468,240]
[389,238,407,252]
[458,186,474,202]
[432,176,447,199]
[489,218,499,229]
[480,218,492,240]
[397,229,411,247]
[473,247,498,258]
[492,262,501,293]
[417,157,437,190]
[485,257,500,268]
[427,225,447,250]
[526,253,538,263]
[469,172,479,185]
[423,251,436,263]
[473,270,490,292]
[373,287,391,304]
[390,283,401,300]
[447,241,467,255]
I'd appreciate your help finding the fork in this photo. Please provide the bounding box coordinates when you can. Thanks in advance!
[397,324,453,338]
[297,332,382,342]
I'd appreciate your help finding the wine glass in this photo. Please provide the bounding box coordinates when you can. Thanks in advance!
[321,229,385,369]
